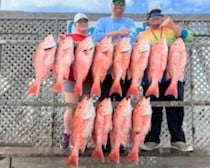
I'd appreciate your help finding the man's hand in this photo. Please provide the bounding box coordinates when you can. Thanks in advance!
[118,28,129,36]
[107,28,129,38]
[161,17,176,29]
[161,17,182,37]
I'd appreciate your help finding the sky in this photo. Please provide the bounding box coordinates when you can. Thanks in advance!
[1,0,210,14]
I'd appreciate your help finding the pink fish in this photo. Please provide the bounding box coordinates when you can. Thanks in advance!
[126,97,152,165]
[91,98,113,163]
[73,36,95,96]
[108,97,132,164]
[109,37,132,96]
[165,38,187,98]
[52,34,74,92]
[126,38,150,97]
[145,38,168,98]
[26,34,56,96]
[90,36,114,97]
[67,96,95,168]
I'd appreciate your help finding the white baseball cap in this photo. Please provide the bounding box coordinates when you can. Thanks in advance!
[147,5,162,14]
[73,13,88,22]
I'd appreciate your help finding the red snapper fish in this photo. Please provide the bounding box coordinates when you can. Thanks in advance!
[145,38,168,98]
[165,38,187,98]
[67,96,95,168]
[109,37,132,96]
[73,36,95,96]
[126,38,150,97]
[108,97,133,164]
[90,36,114,97]
[26,34,56,96]
[91,98,113,163]
[52,34,74,92]
[126,97,152,165]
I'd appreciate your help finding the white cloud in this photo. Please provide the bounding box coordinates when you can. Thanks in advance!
[186,0,210,6]
[2,0,134,11]
[0,0,208,13]
[2,0,107,11]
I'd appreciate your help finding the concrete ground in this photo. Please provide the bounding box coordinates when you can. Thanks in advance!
[1,156,210,168]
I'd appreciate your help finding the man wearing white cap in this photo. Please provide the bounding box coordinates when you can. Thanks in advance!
[139,5,193,152]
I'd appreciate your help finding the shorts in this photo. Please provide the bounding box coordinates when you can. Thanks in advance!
[63,80,91,95]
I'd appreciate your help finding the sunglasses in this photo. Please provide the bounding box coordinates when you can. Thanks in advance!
[112,1,125,6]
[148,11,163,19]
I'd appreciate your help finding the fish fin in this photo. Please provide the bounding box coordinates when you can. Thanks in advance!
[64,68,70,80]
[73,82,83,96]
[26,82,40,96]
[52,81,63,93]
[126,84,139,98]
[126,149,139,165]
[90,81,101,97]
[67,154,78,167]
[145,81,159,98]
[164,81,178,98]
[91,148,105,163]
[107,148,120,164]
[109,81,122,97]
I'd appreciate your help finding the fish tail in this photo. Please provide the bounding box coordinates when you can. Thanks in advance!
[73,81,83,96]
[109,81,122,97]
[91,148,105,163]
[126,149,139,165]
[126,83,139,98]
[67,154,78,168]
[145,81,159,98]
[107,148,120,164]
[164,81,178,98]
[52,81,63,93]
[26,82,40,96]
[90,81,101,97]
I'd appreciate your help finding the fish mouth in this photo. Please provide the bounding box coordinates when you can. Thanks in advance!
[43,40,56,50]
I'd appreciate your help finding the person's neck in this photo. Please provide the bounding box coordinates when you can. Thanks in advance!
[111,14,123,19]
[150,25,161,30]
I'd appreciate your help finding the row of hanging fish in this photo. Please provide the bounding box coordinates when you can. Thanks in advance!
[66,96,152,168]
[26,34,187,99]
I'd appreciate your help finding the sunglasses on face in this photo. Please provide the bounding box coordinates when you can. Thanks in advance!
[112,1,125,6]
[148,12,162,19]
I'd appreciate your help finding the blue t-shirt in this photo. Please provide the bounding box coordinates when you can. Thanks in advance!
[91,17,137,43]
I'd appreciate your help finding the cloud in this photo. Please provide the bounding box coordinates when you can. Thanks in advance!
[1,0,208,13]
[186,0,210,6]
[2,0,106,11]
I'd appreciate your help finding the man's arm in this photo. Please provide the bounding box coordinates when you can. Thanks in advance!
[127,19,137,43]
[161,17,193,42]
[91,18,107,42]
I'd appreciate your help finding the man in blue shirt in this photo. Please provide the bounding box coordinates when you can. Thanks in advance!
[92,0,136,44]
[92,0,137,103]
[91,0,137,152]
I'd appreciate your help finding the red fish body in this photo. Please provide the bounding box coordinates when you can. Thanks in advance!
[52,34,74,92]
[165,38,187,98]
[26,34,56,96]
[145,38,168,98]
[67,96,95,168]
[91,98,113,163]
[108,97,132,164]
[109,37,132,96]
[127,38,150,97]
[126,97,152,165]
[90,36,114,97]
[73,37,95,96]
